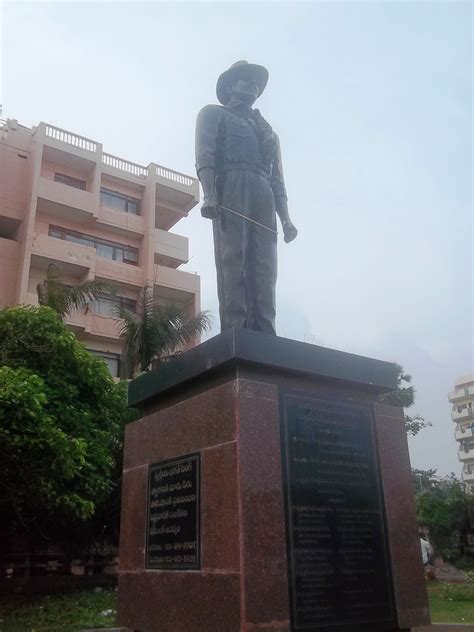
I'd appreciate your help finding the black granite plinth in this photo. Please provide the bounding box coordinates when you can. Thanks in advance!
[128,328,398,409]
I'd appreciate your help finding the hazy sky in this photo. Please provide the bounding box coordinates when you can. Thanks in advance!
[1,1,472,475]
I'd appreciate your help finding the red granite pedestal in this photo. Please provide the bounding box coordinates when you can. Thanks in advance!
[118,328,430,632]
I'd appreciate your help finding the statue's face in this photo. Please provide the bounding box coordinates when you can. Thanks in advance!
[229,75,259,105]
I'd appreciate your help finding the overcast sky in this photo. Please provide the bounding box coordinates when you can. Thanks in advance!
[1,1,472,475]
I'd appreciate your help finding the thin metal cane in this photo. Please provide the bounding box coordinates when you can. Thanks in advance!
[218,205,278,235]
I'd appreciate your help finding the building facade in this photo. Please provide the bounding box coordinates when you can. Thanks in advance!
[0,118,200,376]
[448,373,474,492]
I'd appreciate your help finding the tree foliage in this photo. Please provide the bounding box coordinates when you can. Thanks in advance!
[0,305,129,538]
[117,283,212,378]
[378,363,432,436]
[416,479,474,561]
[36,264,115,320]
[412,468,439,493]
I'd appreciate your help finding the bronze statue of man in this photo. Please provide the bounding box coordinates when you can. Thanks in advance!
[195,60,297,335]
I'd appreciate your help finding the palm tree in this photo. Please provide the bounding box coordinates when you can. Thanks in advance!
[36,264,116,320]
[116,283,212,378]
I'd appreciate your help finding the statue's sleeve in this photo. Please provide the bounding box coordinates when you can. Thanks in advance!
[195,105,222,175]
[270,134,287,200]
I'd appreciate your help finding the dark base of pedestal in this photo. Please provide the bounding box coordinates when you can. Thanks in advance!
[113,625,474,632]
[115,623,474,632]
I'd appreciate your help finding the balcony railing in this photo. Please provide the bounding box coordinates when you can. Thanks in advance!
[38,121,198,195]
[155,165,195,188]
[101,155,196,189]
[45,124,98,153]
[102,153,147,178]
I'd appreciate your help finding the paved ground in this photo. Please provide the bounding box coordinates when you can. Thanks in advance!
[434,563,469,583]
[415,625,474,631]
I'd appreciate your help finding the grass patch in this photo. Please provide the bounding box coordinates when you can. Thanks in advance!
[0,590,117,632]
[1,582,473,629]
[428,580,474,624]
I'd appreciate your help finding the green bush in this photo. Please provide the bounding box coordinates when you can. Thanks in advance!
[0,305,131,537]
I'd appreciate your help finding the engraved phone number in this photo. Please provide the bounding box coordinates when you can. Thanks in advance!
[148,555,196,565]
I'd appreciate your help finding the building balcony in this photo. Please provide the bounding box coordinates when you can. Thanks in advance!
[31,233,95,277]
[154,264,199,304]
[65,309,120,341]
[154,164,199,209]
[455,426,474,441]
[448,386,474,402]
[154,229,188,268]
[101,152,148,187]
[459,448,474,462]
[36,123,99,167]
[90,313,121,340]
[462,467,474,483]
[33,121,199,222]
[452,408,474,422]
[66,309,89,334]
[37,177,97,223]
[96,204,145,239]
[100,155,199,218]
[95,257,144,289]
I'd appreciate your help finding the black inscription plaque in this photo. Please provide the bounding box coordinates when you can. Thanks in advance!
[146,452,200,570]
[280,392,394,631]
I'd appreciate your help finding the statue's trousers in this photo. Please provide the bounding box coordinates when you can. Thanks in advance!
[213,168,277,335]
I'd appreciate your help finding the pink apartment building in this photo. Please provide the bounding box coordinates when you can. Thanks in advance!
[0,118,201,376]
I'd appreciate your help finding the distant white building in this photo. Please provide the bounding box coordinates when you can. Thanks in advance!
[448,373,474,493]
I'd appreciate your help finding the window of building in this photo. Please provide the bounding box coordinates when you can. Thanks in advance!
[91,295,136,318]
[100,188,140,215]
[48,226,139,265]
[54,172,87,191]
[0,216,21,240]
[88,350,120,377]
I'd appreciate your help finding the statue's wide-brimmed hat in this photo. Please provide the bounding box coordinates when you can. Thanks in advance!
[216,60,269,105]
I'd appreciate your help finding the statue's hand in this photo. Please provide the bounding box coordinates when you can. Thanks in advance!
[201,196,219,220]
[282,220,298,243]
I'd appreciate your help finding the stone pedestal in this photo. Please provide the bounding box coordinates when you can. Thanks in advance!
[118,328,430,632]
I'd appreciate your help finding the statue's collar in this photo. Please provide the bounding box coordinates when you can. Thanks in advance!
[225,101,254,117]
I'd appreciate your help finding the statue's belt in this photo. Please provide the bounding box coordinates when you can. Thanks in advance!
[220,163,270,178]
[218,205,278,235]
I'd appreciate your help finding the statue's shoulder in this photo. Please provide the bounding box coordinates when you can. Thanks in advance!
[197,104,226,119]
